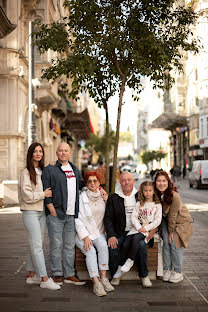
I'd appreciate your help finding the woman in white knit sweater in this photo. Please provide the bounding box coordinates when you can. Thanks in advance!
[18,142,60,290]
[75,171,114,297]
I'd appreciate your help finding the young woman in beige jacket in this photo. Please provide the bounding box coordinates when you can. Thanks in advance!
[155,171,193,284]
[18,142,60,290]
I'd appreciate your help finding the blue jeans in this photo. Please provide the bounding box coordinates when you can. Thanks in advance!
[109,234,148,278]
[162,217,182,272]
[22,210,47,277]
[47,214,75,278]
[76,233,109,279]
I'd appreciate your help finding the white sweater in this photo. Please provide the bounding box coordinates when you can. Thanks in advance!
[128,201,162,236]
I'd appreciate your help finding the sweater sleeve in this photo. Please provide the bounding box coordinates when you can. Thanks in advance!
[144,203,162,232]
[167,192,181,233]
[131,202,142,231]
[20,170,45,204]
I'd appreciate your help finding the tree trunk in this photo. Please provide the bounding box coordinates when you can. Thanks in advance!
[104,101,110,193]
[111,81,126,193]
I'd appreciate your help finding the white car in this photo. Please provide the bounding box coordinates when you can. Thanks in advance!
[120,165,139,181]
[189,160,208,188]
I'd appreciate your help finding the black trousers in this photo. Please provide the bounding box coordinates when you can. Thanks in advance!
[120,233,145,264]
[109,233,148,278]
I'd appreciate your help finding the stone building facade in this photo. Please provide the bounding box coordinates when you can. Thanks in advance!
[0,0,97,205]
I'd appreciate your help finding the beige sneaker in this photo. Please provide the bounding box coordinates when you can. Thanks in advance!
[141,276,152,288]
[169,272,183,283]
[93,281,107,297]
[163,270,171,282]
[111,277,120,286]
[100,278,114,292]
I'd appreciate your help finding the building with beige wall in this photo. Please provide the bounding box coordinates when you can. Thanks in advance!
[0,0,96,205]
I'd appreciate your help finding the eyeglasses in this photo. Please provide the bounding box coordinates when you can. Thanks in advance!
[87,179,99,184]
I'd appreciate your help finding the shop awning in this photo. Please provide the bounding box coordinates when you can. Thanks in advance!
[0,6,16,38]
[150,112,187,131]
[61,108,93,140]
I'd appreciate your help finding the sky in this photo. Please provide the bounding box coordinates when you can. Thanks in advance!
[103,87,138,135]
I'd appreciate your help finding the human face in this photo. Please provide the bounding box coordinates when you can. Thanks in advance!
[142,185,154,202]
[56,143,71,165]
[86,175,100,193]
[120,172,134,196]
[155,175,169,194]
[32,145,43,167]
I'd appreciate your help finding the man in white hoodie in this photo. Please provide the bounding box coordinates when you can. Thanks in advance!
[104,172,155,286]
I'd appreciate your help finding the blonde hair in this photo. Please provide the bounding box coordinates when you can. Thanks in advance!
[138,181,160,206]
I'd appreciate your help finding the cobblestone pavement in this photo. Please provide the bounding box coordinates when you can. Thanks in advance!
[0,181,207,312]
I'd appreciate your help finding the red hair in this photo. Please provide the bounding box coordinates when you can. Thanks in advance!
[84,171,100,185]
[154,171,177,205]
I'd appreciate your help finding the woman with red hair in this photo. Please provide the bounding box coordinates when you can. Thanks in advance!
[154,171,193,283]
[75,171,114,296]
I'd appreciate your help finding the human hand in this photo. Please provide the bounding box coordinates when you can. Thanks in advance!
[100,188,108,203]
[84,236,93,251]
[108,236,118,249]
[49,161,56,166]
[44,188,52,198]
[168,233,174,244]
[138,226,147,234]
[50,210,57,217]
[147,228,156,240]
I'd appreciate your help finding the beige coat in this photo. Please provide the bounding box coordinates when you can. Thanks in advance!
[18,168,45,211]
[163,191,193,249]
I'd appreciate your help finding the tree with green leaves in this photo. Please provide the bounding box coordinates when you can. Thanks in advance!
[86,130,115,159]
[33,0,199,192]
[141,150,167,167]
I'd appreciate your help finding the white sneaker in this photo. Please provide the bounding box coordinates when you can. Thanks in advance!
[120,258,134,273]
[163,270,171,282]
[141,276,152,288]
[100,278,114,292]
[169,272,184,283]
[93,281,107,297]
[26,275,41,285]
[113,266,123,278]
[111,278,121,286]
[40,277,61,290]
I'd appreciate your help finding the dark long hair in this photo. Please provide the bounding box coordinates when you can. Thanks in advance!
[26,142,44,185]
[154,171,177,205]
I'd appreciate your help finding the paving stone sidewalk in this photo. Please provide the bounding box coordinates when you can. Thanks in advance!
[0,206,207,312]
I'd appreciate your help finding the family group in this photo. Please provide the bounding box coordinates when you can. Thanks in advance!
[18,142,193,297]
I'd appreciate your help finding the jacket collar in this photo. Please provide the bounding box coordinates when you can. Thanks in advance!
[56,160,74,169]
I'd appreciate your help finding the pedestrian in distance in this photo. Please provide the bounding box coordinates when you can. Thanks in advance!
[75,171,114,297]
[104,172,157,287]
[154,171,193,283]
[41,142,86,286]
[96,160,106,188]
[18,142,61,290]
[172,165,181,188]
[113,181,162,287]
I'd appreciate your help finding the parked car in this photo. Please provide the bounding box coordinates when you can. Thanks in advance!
[189,160,208,188]
[120,165,139,181]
